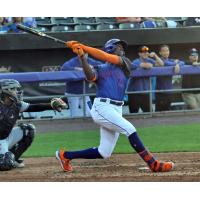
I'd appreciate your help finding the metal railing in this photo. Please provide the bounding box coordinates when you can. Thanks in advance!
[22,81,200,119]
[1,65,200,119]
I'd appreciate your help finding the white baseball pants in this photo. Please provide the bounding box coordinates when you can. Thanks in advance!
[90,98,136,158]
[0,127,24,154]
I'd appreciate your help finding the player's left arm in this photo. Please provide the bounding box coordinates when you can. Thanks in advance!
[69,42,132,77]
[66,41,121,65]
[20,98,68,113]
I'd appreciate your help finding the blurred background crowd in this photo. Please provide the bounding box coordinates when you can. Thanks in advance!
[1,17,200,33]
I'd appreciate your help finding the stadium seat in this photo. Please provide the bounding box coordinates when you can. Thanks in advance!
[119,22,140,29]
[36,17,50,22]
[73,17,100,25]
[51,17,76,25]
[140,20,157,28]
[51,25,74,32]
[96,24,118,30]
[36,26,51,32]
[95,17,118,25]
[166,17,186,26]
[165,20,182,28]
[166,17,185,22]
[74,24,96,31]
[155,21,167,28]
[182,17,200,26]
[36,17,54,27]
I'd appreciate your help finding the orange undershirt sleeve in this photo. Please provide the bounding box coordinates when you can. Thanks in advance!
[79,44,121,65]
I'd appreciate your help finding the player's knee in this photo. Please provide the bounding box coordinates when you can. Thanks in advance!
[26,124,36,139]
[0,152,15,171]
[10,124,35,161]
[19,123,36,145]
[123,125,137,137]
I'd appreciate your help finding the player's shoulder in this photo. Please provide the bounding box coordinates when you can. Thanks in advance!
[132,58,140,63]
[19,101,30,112]
[62,57,79,68]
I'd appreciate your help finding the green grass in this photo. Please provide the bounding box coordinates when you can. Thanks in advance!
[23,123,200,157]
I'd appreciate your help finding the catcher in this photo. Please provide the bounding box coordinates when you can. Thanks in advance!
[0,79,67,171]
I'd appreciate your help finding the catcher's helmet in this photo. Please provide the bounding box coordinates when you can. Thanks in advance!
[0,79,23,102]
[104,38,128,53]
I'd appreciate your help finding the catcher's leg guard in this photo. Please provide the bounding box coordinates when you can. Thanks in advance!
[0,152,15,171]
[10,123,35,160]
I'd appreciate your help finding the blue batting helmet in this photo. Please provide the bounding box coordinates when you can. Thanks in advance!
[104,38,128,53]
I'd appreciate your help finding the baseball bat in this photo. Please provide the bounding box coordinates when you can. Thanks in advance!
[16,23,66,45]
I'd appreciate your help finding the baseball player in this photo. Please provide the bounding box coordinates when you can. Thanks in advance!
[55,39,174,173]
[127,45,164,113]
[0,79,66,171]
[61,55,102,117]
[156,44,185,111]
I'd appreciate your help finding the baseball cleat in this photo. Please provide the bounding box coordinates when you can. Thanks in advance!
[150,160,174,172]
[13,159,25,168]
[56,150,73,172]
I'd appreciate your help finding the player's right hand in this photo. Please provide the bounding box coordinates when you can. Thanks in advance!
[66,41,80,48]
[72,44,85,57]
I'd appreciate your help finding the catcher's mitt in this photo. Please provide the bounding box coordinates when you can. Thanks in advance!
[50,98,67,112]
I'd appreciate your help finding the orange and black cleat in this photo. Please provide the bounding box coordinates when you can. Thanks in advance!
[56,150,73,172]
[150,160,174,172]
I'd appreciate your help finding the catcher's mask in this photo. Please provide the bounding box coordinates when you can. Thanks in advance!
[0,79,23,102]
[104,38,128,54]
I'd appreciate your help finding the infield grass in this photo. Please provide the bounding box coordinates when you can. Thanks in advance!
[23,123,200,157]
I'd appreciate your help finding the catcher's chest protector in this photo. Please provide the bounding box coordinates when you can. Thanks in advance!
[0,102,20,140]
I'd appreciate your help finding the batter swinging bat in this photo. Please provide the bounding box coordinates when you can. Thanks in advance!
[16,24,66,45]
